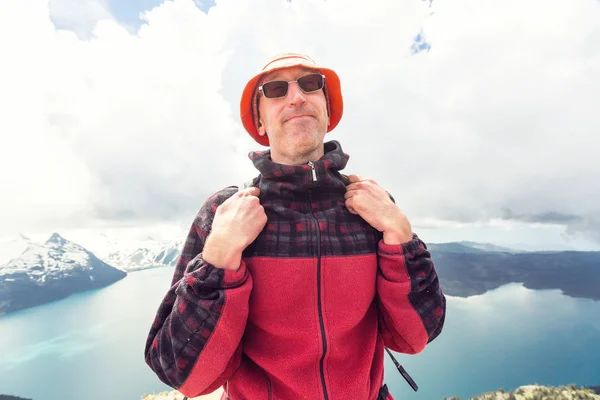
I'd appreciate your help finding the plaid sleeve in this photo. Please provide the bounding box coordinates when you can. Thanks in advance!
[376,233,446,354]
[144,186,253,396]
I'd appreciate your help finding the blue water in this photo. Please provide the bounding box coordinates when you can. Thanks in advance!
[0,268,598,400]
[386,282,600,399]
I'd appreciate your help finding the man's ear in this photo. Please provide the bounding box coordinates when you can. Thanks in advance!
[258,120,267,137]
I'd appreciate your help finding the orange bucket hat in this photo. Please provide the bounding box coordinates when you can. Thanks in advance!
[240,53,344,146]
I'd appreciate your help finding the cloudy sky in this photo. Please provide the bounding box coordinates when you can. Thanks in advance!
[1,0,599,253]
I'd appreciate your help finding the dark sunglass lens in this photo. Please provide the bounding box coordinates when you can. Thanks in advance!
[263,81,288,98]
[298,74,323,92]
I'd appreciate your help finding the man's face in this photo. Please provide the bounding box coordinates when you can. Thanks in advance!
[257,66,329,164]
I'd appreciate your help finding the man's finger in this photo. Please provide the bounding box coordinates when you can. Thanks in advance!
[348,174,361,183]
[240,187,260,197]
[344,190,358,200]
[345,181,369,193]
[345,183,358,192]
[345,198,359,215]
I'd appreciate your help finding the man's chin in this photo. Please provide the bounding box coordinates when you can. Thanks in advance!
[284,124,325,137]
[291,136,325,155]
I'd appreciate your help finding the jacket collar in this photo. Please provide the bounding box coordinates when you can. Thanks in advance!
[248,140,350,194]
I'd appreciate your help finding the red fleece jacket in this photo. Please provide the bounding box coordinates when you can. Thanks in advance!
[145,140,446,400]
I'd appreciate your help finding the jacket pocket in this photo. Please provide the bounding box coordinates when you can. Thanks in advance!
[225,355,272,400]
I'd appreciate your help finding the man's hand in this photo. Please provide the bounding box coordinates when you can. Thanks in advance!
[344,174,413,245]
[202,187,268,270]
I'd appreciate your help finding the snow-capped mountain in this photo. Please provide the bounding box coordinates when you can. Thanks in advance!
[0,233,36,266]
[55,230,184,272]
[103,240,183,272]
[0,233,126,316]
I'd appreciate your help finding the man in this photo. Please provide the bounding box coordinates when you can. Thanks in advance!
[145,53,446,400]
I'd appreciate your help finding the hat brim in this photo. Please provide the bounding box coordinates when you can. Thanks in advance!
[240,62,343,147]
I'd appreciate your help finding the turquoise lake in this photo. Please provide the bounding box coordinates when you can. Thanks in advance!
[0,267,599,400]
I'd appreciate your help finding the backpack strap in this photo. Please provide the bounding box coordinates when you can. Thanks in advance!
[385,347,418,391]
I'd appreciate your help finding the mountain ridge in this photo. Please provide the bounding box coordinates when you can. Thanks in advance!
[0,233,126,316]
[430,243,600,301]
[1,234,598,316]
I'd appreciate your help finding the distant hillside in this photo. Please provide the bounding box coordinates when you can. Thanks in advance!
[103,240,182,272]
[445,383,600,399]
[0,234,36,266]
[429,241,521,254]
[428,242,600,301]
[0,233,126,316]
[0,395,32,400]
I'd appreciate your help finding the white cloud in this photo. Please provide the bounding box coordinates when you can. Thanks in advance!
[0,0,599,249]
[48,0,113,38]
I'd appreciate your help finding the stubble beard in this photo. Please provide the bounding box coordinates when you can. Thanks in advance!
[284,124,326,164]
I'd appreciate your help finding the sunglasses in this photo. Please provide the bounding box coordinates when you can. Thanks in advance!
[259,73,325,99]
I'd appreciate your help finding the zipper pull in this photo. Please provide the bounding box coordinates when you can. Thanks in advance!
[307,161,317,182]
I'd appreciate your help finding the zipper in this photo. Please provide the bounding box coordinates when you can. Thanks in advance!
[307,189,328,400]
[307,161,318,182]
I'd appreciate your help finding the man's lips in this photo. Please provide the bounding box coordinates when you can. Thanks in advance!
[285,114,313,122]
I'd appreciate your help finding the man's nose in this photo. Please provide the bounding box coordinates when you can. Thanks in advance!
[286,81,306,105]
